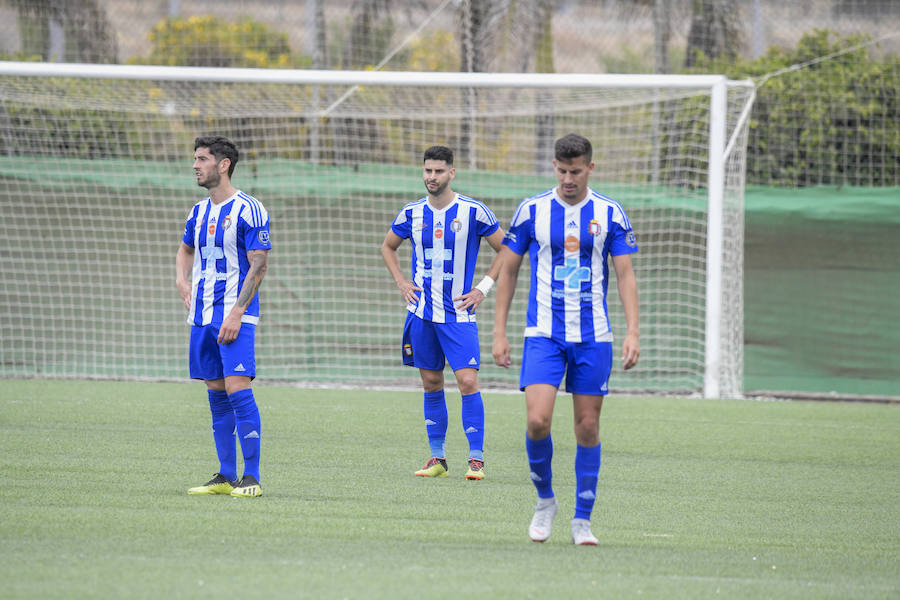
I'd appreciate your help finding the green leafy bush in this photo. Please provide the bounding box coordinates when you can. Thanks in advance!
[133,15,310,69]
[689,30,900,187]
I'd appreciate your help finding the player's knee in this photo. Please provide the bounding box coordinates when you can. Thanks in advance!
[420,371,443,392]
[573,418,600,446]
[526,415,552,439]
[456,373,478,395]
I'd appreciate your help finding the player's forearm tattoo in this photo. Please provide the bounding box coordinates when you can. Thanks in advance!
[236,252,268,308]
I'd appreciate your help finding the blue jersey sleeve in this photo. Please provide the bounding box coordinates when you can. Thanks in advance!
[237,200,272,252]
[608,206,638,256]
[391,208,412,239]
[475,204,499,238]
[182,206,198,247]
[243,220,272,251]
[502,200,533,255]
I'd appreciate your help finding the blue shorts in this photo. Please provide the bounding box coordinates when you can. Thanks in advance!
[520,336,612,395]
[402,313,480,372]
[189,323,256,381]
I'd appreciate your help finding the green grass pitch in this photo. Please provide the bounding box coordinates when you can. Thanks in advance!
[1,379,898,599]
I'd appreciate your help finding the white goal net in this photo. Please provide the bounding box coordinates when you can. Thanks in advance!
[0,63,753,397]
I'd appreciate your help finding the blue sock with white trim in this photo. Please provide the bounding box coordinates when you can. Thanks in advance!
[229,389,261,481]
[423,390,448,457]
[461,392,485,460]
[526,433,554,499]
[574,442,602,520]
[207,389,237,482]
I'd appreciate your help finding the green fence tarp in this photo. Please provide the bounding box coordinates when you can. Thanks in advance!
[1,155,896,397]
[744,185,899,397]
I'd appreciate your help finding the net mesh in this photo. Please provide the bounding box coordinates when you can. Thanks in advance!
[0,70,752,395]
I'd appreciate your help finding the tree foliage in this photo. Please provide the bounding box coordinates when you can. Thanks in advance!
[15,0,118,63]
[133,15,308,69]
[690,30,900,187]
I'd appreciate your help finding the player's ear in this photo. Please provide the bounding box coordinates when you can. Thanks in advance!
[218,158,230,174]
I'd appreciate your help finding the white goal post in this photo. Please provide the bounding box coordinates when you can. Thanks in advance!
[0,61,754,398]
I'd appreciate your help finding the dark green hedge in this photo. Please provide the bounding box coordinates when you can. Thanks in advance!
[690,29,900,187]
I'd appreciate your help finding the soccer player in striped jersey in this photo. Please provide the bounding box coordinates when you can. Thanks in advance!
[382,146,505,480]
[176,136,271,498]
[492,133,640,544]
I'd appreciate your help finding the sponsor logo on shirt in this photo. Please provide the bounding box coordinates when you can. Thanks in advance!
[424,248,452,261]
[208,224,216,235]
[551,289,594,301]
[567,219,578,230]
[420,269,455,281]
[434,220,443,239]
[554,257,591,290]
[564,235,580,252]
[203,272,229,282]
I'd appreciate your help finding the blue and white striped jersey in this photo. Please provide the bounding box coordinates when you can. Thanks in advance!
[503,187,638,343]
[182,191,272,327]
[391,193,499,323]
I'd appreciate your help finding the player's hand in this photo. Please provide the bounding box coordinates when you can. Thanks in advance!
[218,313,242,345]
[453,289,485,313]
[397,280,423,306]
[492,334,511,368]
[621,333,640,370]
[176,279,192,310]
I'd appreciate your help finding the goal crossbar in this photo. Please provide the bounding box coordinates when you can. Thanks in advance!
[0,61,744,89]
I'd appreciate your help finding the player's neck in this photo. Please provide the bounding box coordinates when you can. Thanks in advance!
[208,183,237,204]
[428,189,456,210]
[555,186,589,206]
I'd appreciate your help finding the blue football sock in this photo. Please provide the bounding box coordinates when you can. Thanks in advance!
[574,442,602,520]
[461,392,485,460]
[423,390,448,457]
[526,433,554,499]
[229,389,261,481]
[207,389,237,482]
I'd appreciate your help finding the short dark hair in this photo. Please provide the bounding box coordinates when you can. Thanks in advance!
[194,135,239,177]
[423,145,454,165]
[554,133,592,163]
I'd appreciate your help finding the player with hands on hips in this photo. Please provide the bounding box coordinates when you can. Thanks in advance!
[382,145,505,481]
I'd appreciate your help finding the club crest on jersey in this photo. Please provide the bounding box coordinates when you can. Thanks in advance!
[450,218,462,232]
[589,219,600,235]
[564,235,580,252]
[403,344,413,357]
[223,215,232,230]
